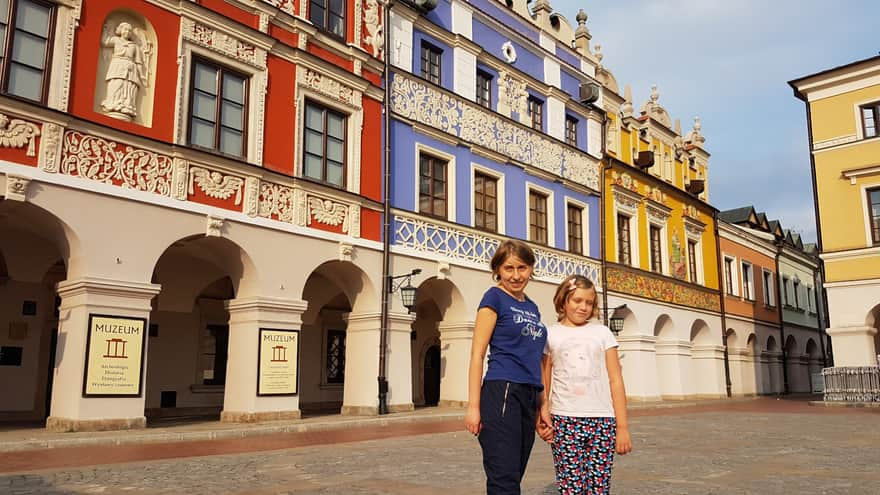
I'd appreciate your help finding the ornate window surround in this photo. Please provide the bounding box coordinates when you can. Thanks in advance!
[612,185,641,268]
[44,0,81,111]
[414,142,457,223]
[563,196,589,256]
[645,201,670,276]
[175,18,269,166]
[861,182,880,247]
[295,66,364,195]
[470,162,505,235]
[684,217,705,285]
[526,181,555,248]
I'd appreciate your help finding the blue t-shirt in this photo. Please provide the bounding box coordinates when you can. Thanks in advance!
[479,286,547,388]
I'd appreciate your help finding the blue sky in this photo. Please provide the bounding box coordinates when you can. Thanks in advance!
[553,0,880,243]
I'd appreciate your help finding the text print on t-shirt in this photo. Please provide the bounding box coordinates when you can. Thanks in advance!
[510,306,545,340]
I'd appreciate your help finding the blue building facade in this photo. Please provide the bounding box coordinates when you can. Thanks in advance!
[386,0,605,407]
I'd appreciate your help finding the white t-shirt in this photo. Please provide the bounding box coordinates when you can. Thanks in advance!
[543,320,619,418]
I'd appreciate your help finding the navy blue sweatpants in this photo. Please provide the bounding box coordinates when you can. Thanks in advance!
[478,380,540,495]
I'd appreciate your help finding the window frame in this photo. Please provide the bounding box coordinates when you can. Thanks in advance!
[566,202,584,255]
[792,279,801,309]
[649,224,663,273]
[868,186,880,245]
[187,56,249,158]
[741,261,754,301]
[617,214,632,266]
[473,170,498,233]
[0,0,56,103]
[528,96,543,131]
[476,70,492,109]
[565,115,578,147]
[860,101,880,140]
[324,329,346,385]
[302,99,348,189]
[418,152,448,220]
[723,256,737,296]
[687,239,699,284]
[420,41,442,86]
[762,268,775,307]
[309,0,346,40]
[528,188,549,245]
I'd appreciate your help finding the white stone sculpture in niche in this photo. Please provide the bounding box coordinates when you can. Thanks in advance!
[94,13,157,127]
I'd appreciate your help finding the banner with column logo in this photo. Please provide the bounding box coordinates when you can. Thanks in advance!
[258,328,299,396]
[83,314,147,397]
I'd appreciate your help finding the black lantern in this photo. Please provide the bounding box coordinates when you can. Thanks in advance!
[388,269,422,313]
[609,316,625,336]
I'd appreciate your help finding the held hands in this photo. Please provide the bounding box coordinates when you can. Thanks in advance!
[465,406,482,436]
[616,427,632,455]
[536,405,553,443]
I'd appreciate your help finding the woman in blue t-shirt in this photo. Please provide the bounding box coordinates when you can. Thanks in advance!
[465,239,551,495]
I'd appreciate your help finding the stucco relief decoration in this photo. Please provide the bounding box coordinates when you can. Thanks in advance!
[301,68,357,107]
[308,196,351,232]
[244,177,260,217]
[172,158,188,200]
[38,122,63,172]
[0,114,40,156]
[501,41,517,64]
[188,167,245,205]
[646,186,666,204]
[683,204,700,220]
[611,171,639,193]
[646,203,670,223]
[60,131,173,195]
[363,0,383,59]
[258,183,295,223]
[206,215,224,237]
[98,18,153,123]
[391,76,598,189]
[181,18,267,69]
[260,0,295,16]
[496,69,527,118]
[684,219,705,238]
[613,190,640,211]
[5,175,30,202]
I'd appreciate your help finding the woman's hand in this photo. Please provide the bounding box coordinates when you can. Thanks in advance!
[536,405,553,442]
[616,427,632,455]
[465,406,482,436]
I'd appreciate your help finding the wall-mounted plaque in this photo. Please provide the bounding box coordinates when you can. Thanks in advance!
[82,314,147,397]
[257,328,299,396]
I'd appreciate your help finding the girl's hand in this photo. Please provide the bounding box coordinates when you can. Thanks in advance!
[536,405,553,442]
[465,406,482,436]
[616,427,632,455]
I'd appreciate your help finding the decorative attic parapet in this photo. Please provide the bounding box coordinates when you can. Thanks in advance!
[684,116,706,148]
[573,9,591,56]
[640,85,672,128]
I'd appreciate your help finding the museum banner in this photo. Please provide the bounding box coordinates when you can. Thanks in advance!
[83,314,147,397]
[257,328,300,396]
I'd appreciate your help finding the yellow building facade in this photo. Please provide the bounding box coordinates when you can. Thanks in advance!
[597,78,725,400]
[790,55,880,367]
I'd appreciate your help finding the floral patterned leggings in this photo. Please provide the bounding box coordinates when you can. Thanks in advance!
[550,415,617,495]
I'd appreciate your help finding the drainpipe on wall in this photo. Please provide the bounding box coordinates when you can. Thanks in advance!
[377,0,395,415]
[713,212,732,398]
[599,112,610,322]
[774,242,789,394]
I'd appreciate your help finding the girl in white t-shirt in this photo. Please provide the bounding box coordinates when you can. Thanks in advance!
[537,275,632,494]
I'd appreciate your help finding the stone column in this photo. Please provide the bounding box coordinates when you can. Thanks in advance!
[691,344,726,398]
[46,277,161,432]
[341,312,381,415]
[617,335,661,402]
[387,312,415,412]
[825,326,878,366]
[727,346,748,396]
[762,351,783,394]
[438,321,473,407]
[655,340,691,400]
[221,296,308,423]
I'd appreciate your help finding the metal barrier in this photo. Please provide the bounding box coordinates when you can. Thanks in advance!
[822,367,880,402]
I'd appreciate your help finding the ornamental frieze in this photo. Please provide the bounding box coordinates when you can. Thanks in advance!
[363,0,383,59]
[611,171,639,193]
[39,123,63,173]
[391,75,599,190]
[0,114,41,157]
[299,67,358,107]
[260,0,296,16]
[607,265,720,313]
[258,182,295,223]
[181,18,267,69]
[60,130,173,196]
[188,166,245,205]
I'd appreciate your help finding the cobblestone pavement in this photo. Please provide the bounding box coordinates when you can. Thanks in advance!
[1,400,878,494]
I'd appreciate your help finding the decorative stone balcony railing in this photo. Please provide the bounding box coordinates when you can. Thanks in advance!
[392,211,601,285]
[389,73,601,192]
[822,366,880,402]
[606,262,720,312]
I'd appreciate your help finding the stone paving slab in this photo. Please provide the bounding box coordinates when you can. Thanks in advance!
[0,401,878,495]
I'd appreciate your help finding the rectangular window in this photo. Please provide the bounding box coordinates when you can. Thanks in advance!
[473,172,497,232]
[189,58,248,157]
[310,0,346,38]
[763,269,775,306]
[741,262,754,301]
[724,257,735,295]
[649,225,662,272]
[869,187,880,244]
[861,101,880,139]
[617,214,631,266]
[529,190,548,245]
[687,240,698,283]
[303,101,347,188]
[0,0,54,102]
[567,204,583,255]
[419,154,447,219]
[528,96,543,131]
[565,115,578,147]
[202,324,228,386]
[325,329,346,384]
[420,42,441,85]
[806,287,815,313]
[476,70,491,109]
[793,280,801,309]
[782,276,790,306]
